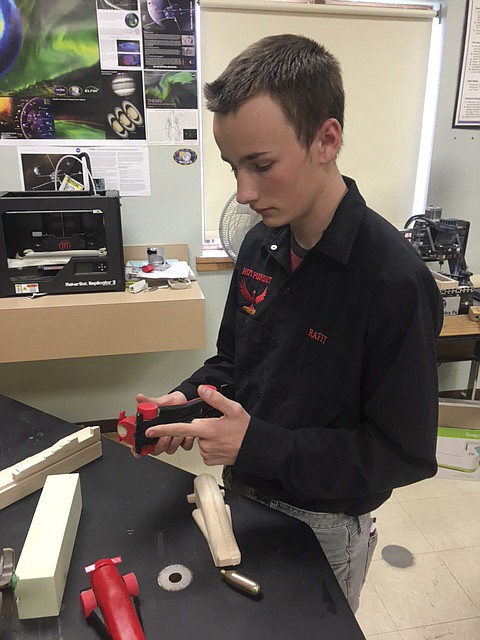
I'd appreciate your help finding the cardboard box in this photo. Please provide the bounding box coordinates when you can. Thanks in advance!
[437,400,480,481]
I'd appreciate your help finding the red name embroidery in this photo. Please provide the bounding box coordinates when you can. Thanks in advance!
[308,328,327,344]
[241,267,273,284]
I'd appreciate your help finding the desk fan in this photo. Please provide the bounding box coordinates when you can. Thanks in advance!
[219,193,261,263]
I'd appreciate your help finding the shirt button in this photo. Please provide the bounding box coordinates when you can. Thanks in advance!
[270,244,278,250]
[283,287,291,295]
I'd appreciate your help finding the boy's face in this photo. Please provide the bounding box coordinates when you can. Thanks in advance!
[213,94,331,231]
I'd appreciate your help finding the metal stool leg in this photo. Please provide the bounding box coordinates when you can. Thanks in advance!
[467,359,480,400]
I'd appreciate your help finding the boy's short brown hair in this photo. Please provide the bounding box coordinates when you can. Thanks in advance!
[204,34,345,149]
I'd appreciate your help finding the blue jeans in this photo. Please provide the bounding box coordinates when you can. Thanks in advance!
[223,471,378,612]
[265,499,377,612]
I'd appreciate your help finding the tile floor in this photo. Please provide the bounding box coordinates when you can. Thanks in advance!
[357,477,480,640]
[125,438,480,640]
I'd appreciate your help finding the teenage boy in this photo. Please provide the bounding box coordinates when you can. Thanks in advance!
[135,35,443,611]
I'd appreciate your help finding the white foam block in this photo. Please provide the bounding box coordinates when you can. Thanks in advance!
[15,474,82,619]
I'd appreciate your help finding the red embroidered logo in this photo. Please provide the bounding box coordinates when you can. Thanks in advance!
[308,328,327,344]
[240,278,268,315]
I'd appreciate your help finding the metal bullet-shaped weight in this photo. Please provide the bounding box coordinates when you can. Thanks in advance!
[220,569,261,596]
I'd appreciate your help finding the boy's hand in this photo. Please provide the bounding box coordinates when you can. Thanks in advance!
[144,385,250,466]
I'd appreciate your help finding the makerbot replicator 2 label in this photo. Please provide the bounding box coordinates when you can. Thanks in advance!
[65,280,117,288]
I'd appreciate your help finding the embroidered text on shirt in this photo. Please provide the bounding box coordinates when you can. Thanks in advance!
[241,267,273,284]
[308,328,327,344]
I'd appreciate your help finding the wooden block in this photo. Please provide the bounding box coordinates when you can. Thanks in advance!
[470,273,480,289]
[469,306,480,322]
[432,271,459,292]
[0,426,101,511]
[187,473,241,567]
[15,474,82,619]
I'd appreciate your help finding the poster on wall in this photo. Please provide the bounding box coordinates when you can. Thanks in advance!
[0,0,199,145]
[0,0,103,140]
[454,0,480,127]
[101,70,146,140]
[0,0,102,99]
[0,0,147,142]
[96,0,143,71]
[140,0,196,71]
[18,146,151,196]
[147,108,198,144]
[19,151,98,191]
[139,0,198,143]
[144,69,197,109]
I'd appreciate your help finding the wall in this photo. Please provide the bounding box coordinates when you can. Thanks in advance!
[428,0,479,272]
[427,0,480,393]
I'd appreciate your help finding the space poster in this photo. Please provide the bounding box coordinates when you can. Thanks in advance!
[141,0,197,111]
[0,0,198,143]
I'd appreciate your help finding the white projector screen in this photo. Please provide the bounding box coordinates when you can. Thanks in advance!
[199,0,437,239]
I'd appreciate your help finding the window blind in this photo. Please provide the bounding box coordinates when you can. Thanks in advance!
[199,0,437,239]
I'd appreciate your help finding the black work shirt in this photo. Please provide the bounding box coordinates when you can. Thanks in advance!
[176,178,444,515]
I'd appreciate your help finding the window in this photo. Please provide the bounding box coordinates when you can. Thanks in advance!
[198,0,440,244]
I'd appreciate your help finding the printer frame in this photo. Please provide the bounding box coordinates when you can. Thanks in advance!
[0,190,125,297]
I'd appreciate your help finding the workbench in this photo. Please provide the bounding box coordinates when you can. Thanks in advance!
[437,315,480,399]
[0,395,366,640]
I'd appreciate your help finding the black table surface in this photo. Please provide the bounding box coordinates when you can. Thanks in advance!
[0,395,365,640]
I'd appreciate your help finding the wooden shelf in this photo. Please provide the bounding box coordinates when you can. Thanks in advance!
[0,244,205,363]
[196,254,234,272]
[440,315,480,339]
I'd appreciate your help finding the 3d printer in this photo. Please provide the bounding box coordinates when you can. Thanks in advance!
[0,190,125,297]
[400,206,473,314]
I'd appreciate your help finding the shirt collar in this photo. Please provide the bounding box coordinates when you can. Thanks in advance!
[315,176,366,265]
[261,177,366,266]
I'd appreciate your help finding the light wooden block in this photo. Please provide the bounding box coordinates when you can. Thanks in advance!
[187,473,241,567]
[432,270,459,292]
[15,474,82,619]
[469,305,480,322]
[0,426,101,511]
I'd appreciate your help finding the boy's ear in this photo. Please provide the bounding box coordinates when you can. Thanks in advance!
[312,118,343,164]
